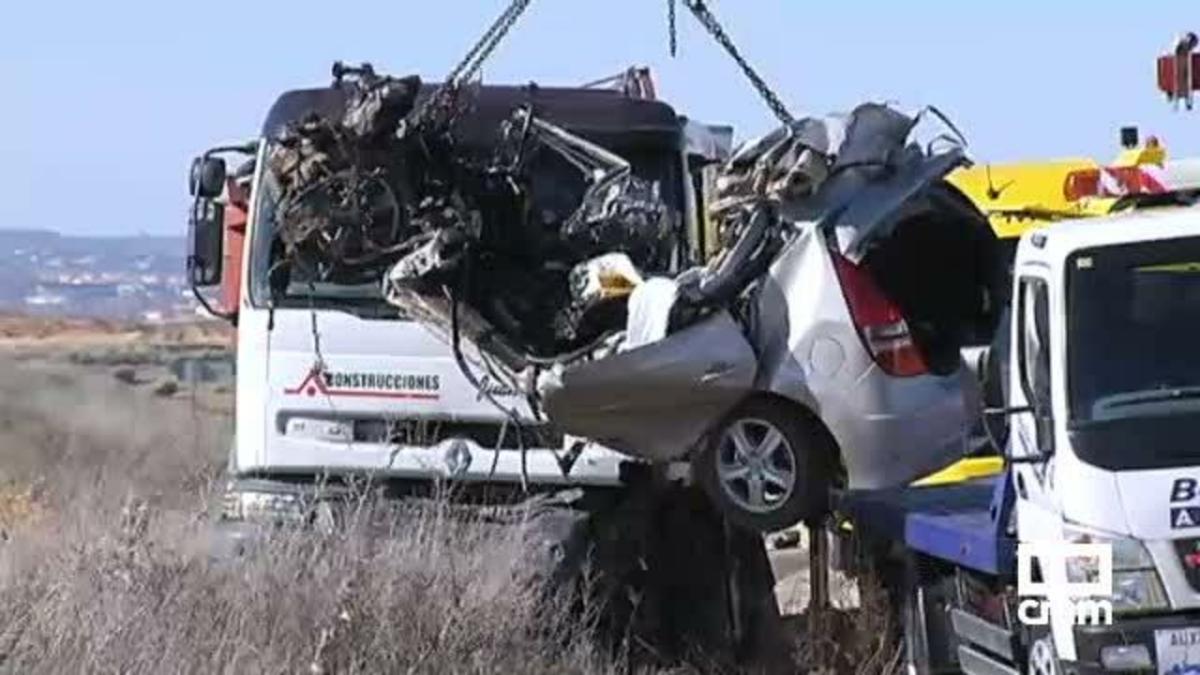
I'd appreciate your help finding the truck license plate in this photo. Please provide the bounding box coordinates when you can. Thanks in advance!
[1156,627,1200,674]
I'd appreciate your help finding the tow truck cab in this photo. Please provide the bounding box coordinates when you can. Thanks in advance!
[922,133,1200,481]
[186,79,733,523]
[838,206,1200,674]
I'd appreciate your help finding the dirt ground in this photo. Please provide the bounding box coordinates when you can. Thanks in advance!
[0,313,232,350]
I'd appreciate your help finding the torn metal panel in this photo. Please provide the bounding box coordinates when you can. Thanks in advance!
[721,102,971,261]
[538,310,757,462]
[260,64,685,373]
[826,148,969,263]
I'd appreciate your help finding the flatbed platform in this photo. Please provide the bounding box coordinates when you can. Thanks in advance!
[835,474,1016,576]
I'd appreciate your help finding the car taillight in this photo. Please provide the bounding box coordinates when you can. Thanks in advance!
[830,252,927,377]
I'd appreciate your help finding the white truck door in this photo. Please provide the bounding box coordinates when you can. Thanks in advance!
[1011,273,1060,528]
[1011,269,1083,660]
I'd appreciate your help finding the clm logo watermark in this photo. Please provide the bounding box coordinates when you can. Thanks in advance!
[1017,542,1114,626]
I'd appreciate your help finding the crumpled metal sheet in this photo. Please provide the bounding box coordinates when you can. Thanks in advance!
[267,70,426,283]
[538,309,757,462]
[263,64,678,373]
[713,102,969,262]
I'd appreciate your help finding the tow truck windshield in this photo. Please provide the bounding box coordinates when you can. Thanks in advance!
[1067,234,1200,469]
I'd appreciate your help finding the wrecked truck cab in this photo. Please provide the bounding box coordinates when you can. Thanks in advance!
[540,104,1003,532]
[260,77,692,351]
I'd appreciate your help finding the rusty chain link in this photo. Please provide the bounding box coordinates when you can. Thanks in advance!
[412,0,792,131]
[679,0,795,126]
[668,0,677,57]
[408,0,535,128]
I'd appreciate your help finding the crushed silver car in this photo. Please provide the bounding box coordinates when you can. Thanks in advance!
[530,104,1004,530]
[262,64,1003,532]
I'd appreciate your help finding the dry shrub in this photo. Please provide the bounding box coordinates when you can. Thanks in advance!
[0,500,616,674]
[795,562,904,674]
[0,358,620,674]
[0,358,229,512]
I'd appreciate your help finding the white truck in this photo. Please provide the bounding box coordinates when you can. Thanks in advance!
[186,76,805,667]
[187,79,734,513]
[836,205,1200,674]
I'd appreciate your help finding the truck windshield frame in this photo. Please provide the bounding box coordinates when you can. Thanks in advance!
[246,153,396,314]
[1065,234,1200,470]
[246,140,686,313]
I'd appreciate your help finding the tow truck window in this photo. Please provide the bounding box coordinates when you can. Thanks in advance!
[1067,236,1200,470]
[1017,277,1051,410]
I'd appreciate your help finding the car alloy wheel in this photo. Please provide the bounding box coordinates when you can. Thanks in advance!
[715,417,797,514]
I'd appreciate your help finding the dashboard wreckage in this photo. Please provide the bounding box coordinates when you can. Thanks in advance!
[260,63,1002,530]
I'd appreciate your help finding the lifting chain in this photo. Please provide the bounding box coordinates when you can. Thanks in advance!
[677,0,795,126]
[409,0,535,128]
[411,0,794,132]
[668,0,677,58]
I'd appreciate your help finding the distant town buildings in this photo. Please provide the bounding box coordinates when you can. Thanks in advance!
[0,229,198,322]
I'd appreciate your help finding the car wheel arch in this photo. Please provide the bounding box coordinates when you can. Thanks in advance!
[748,391,847,489]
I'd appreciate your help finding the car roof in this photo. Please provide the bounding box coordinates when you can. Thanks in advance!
[262,82,683,150]
[1017,205,1200,266]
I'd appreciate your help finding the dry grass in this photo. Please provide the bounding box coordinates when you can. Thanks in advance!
[0,501,616,674]
[0,357,621,675]
[0,484,42,533]
[0,353,909,674]
[795,569,903,675]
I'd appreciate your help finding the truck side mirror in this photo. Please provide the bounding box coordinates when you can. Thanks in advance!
[983,404,1056,462]
[990,404,1055,462]
[189,156,227,199]
[188,198,225,287]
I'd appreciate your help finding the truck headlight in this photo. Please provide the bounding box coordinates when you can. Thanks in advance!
[1111,570,1168,612]
[1065,525,1168,613]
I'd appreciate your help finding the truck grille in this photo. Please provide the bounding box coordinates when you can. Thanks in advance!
[354,418,560,450]
[1173,538,1200,592]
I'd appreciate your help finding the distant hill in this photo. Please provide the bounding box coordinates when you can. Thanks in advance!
[0,228,193,320]
[0,229,184,258]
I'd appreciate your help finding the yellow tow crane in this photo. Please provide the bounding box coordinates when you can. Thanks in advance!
[947,130,1169,241]
[912,133,1171,488]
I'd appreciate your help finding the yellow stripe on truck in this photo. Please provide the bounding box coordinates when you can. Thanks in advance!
[912,456,1004,487]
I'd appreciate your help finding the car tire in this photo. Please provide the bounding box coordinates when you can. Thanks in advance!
[695,398,831,533]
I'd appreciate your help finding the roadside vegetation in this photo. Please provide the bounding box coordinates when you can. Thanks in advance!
[0,351,900,674]
[0,357,618,674]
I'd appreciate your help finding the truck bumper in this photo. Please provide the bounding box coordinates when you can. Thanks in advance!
[207,518,266,561]
[204,477,608,562]
[1069,611,1200,674]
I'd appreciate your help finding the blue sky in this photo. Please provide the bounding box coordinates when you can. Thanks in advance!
[2,1,1196,236]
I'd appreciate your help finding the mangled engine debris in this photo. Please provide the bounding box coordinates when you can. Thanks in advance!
[267,64,427,285]
[383,106,676,371]
[265,63,677,382]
